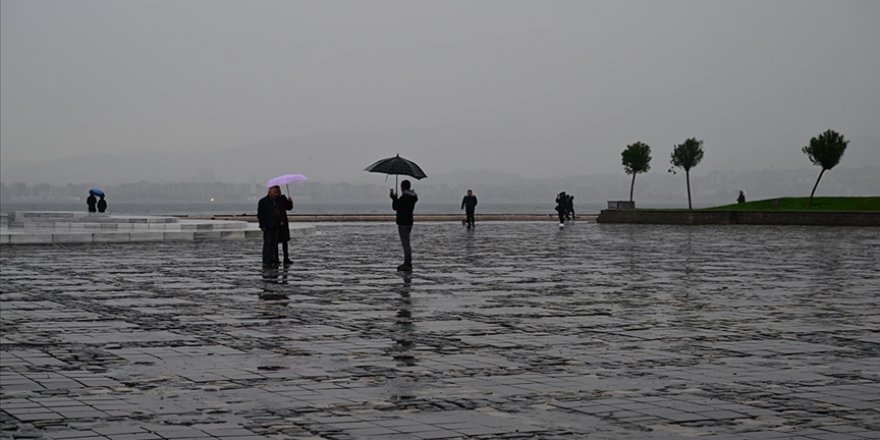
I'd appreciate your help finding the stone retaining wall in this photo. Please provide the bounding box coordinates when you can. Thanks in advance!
[193,214,598,222]
[596,209,880,226]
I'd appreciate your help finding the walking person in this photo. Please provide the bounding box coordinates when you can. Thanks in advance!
[97,195,107,213]
[257,185,282,268]
[555,191,567,227]
[277,191,294,265]
[461,189,478,229]
[86,192,97,213]
[391,180,418,272]
[567,194,575,220]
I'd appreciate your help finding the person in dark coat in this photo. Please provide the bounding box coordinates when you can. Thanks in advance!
[97,195,107,213]
[257,185,282,267]
[737,190,746,204]
[566,194,575,220]
[461,189,478,229]
[555,191,567,227]
[391,179,418,272]
[86,193,97,213]
[277,192,294,265]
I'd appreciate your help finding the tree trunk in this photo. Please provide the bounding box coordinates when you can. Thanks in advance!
[686,170,692,210]
[807,168,825,208]
[629,173,636,202]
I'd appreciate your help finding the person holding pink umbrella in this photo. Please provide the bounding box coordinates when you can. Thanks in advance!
[263,174,307,267]
[257,185,283,268]
[277,189,294,265]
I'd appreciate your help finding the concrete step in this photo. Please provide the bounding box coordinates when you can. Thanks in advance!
[1,211,314,245]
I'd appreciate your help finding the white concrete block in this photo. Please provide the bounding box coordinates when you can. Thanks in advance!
[130,232,165,242]
[53,233,94,244]
[164,231,195,241]
[94,233,130,243]
[220,231,246,240]
[10,233,53,244]
[193,231,222,240]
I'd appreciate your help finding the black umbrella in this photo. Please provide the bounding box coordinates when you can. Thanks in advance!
[364,154,427,189]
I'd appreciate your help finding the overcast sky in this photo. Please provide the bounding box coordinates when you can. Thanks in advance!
[2,0,878,180]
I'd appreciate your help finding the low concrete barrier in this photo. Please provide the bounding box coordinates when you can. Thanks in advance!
[0,211,314,245]
[596,209,880,226]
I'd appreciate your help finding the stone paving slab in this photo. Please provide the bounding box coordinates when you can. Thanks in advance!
[2,222,879,439]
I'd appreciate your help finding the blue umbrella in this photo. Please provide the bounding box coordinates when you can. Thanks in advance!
[89,188,105,197]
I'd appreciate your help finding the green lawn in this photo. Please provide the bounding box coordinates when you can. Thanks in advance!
[706,197,880,212]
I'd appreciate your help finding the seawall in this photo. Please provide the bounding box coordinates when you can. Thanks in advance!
[184,214,598,223]
[596,210,880,226]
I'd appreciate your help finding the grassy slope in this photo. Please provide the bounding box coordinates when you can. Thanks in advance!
[706,197,880,212]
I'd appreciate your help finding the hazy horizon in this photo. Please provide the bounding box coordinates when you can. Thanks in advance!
[2,1,879,184]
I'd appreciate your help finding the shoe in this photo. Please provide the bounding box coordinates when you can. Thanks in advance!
[559,223,565,228]
[283,259,293,265]
[397,263,413,272]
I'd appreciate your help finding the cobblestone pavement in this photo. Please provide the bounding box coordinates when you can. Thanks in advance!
[2,222,879,440]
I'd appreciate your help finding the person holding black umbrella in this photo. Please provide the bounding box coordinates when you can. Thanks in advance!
[391,179,418,272]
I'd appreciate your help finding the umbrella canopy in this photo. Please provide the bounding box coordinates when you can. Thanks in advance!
[364,154,427,179]
[266,174,308,188]
[89,188,105,197]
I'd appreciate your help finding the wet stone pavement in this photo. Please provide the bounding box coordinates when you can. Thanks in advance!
[1,222,879,440]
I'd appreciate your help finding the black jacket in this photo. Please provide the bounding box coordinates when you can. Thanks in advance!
[392,190,418,225]
[461,195,478,213]
[277,195,294,241]
[257,196,281,230]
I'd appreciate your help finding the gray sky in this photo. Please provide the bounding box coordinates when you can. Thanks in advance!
[2,0,879,181]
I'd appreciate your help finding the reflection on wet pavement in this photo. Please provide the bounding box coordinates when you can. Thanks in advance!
[1,222,879,439]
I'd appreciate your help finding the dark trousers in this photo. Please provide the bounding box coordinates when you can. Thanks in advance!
[262,228,279,265]
[281,241,289,261]
[465,211,475,228]
[557,210,565,224]
[398,225,413,264]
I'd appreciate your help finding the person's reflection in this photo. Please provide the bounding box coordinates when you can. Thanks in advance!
[390,273,416,367]
[260,265,289,300]
[464,231,478,266]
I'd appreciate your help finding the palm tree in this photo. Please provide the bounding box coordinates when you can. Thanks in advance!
[669,138,704,210]
[621,142,651,202]
[802,129,848,208]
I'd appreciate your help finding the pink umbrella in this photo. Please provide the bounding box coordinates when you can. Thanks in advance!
[266,174,308,194]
